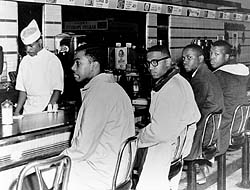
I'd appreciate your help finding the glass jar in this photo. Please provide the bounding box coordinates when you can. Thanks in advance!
[1,99,13,124]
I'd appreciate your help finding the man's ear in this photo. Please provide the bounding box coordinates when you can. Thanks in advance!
[225,53,230,60]
[38,38,43,47]
[92,61,100,72]
[198,54,205,63]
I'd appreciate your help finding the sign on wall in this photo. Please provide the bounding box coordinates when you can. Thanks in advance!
[115,47,127,70]
[63,20,108,30]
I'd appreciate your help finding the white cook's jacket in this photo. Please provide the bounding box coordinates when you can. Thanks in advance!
[16,48,64,114]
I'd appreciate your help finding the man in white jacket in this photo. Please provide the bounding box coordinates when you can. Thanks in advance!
[136,45,200,190]
[62,44,135,190]
[210,40,250,155]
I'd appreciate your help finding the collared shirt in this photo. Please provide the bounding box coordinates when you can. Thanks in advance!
[16,48,64,114]
[192,66,199,78]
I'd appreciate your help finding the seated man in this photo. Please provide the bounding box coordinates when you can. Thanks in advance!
[136,45,200,190]
[182,44,224,183]
[210,40,250,155]
[61,44,135,189]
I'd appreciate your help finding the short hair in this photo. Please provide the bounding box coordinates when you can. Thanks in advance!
[212,40,232,55]
[75,44,107,73]
[183,44,204,56]
[147,45,171,57]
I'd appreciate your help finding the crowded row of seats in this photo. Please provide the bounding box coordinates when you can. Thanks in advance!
[14,40,250,190]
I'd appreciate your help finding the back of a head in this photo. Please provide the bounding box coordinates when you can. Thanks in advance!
[212,40,232,55]
[147,45,171,57]
[75,44,107,73]
[183,44,204,56]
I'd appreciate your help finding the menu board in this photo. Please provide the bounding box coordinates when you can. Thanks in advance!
[17,0,250,23]
[188,8,201,17]
[95,0,109,8]
[167,5,182,15]
[150,3,162,13]
[124,0,137,11]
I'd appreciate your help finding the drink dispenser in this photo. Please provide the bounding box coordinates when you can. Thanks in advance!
[54,33,86,107]
[192,37,213,65]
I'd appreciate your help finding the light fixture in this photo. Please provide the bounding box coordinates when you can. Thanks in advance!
[217,6,238,10]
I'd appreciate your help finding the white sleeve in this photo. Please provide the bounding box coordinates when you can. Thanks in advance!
[50,55,64,92]
[15,60,26,92]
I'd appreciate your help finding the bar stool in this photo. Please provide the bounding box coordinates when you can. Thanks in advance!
[168,124,196,180]
[186,110,222,190]
[16,155,71,190]
[112,136,138,190]
[228,103,250,150]
[228,103,250,188]
[168,123,197,190]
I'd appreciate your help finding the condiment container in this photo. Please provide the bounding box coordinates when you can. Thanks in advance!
[1,99,13,124]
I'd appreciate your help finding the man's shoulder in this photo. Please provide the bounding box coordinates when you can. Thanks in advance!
[41,49,61,63]
[19,55,31,67]
[196,65,216,80]
[214,63,249,76]
[196,63,212,75]
[42,49,57,57]
[167,73,192,90]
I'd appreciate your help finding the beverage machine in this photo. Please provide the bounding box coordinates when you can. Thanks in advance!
[54,33,87,109]
[107,44,151,126]
[191,37,213,65]
[107,44,151,101]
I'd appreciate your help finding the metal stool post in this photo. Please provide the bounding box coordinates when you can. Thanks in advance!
[187,160,197,190]
[217,153,226,190]
[240,131,250,188]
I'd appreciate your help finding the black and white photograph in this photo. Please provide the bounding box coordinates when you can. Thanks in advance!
[1,0,250,190]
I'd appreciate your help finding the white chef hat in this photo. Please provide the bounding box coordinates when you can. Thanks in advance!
[20,19,41,45]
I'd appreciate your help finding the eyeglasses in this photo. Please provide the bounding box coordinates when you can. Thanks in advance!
[146,56,170,67]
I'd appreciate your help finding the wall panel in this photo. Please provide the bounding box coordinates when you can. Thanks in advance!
[43,4,62,52]
[0,1,18,82]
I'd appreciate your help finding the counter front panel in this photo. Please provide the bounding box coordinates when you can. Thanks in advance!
[0,110,75,171]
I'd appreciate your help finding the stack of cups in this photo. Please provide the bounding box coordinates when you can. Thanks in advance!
[47,103,58,113]
[1,99,13,124]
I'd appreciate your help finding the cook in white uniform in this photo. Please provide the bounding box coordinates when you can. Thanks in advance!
[15,19,64,115]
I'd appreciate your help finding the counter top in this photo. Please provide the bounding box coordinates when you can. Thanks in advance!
[0,110,75,147]
[0,110,76,171]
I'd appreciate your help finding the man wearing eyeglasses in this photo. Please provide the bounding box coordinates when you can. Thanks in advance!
[136,45,200,190]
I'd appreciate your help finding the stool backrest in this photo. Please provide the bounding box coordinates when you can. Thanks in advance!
[16,155,71,190]
[201,110,223,147]
[229,103,250,145]
[112,136,138,190]
[168,123,196,180]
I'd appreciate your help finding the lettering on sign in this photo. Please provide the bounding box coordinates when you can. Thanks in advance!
[63,20,108,31]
